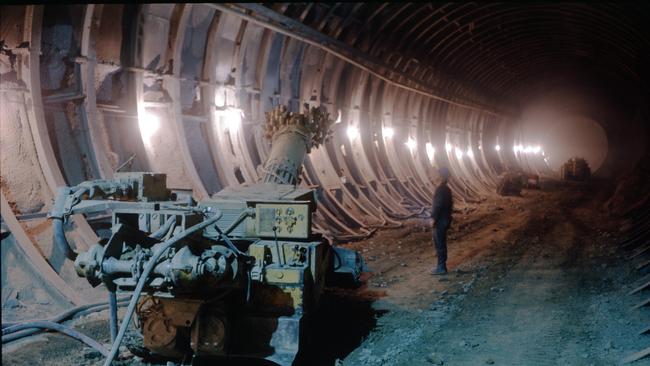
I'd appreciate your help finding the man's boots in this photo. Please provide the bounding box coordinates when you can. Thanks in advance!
[431,263,448,275]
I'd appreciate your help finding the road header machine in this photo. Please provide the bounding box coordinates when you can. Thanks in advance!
[48,105,364,365]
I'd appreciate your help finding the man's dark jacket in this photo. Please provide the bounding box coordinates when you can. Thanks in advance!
[432,182,453,227]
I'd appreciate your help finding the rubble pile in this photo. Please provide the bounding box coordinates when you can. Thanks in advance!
[605,153,650,216]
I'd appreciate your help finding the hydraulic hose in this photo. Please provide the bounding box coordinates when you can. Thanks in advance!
[52,218,78,261]
[2,321,109,357]
[223,208,255,235]
[108,292,118,342]
[217,208,255,259]
[102,210,223,366]
[49,185,94,262]
[1,297,129,343]
[149,217,176,240]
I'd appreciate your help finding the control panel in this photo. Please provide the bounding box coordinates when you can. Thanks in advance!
[255,203,310,239]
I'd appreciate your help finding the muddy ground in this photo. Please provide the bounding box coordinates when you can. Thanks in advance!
[3,179,650,365]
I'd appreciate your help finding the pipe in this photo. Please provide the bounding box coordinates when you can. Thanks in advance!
[102,209,224,366]
[2,321,109,357]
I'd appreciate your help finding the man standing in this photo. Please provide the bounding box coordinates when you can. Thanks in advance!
[431,167,453,275]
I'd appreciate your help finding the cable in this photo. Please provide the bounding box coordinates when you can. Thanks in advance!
[52,218,78,261]
[223,208,255,235]
[108,292,118,342]
[2,321,109,357]
[1,298,129,343]
[213,208,256,303]
[149,218,176,240]
[332,246,343,271]
[2,298,129,335]
[101,210,223,366]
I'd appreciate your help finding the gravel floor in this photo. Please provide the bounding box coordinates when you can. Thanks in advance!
[3,180,649,366]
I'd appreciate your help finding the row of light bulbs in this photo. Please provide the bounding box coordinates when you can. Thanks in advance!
[512,144,544,155]
[347,126,547,162]
[140,112,545,167]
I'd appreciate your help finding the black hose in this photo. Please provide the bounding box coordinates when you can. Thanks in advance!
[332,246,342,271]
[73,303,123,319]
[108,292,118,342]
[2,321,109,357]
[2,298,128,334]
[215,209,255,303]
[50,185,93,262]
[102,210,224,366]
[1,298,129,343]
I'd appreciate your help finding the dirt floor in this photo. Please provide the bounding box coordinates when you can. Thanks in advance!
[3,179,650,365]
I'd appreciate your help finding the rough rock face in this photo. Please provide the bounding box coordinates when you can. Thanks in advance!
[605,153,650,216]
[0,89,49,214]
[496,172,523,196]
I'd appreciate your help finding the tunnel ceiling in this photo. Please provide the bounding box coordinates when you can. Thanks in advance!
[264,2,650,104]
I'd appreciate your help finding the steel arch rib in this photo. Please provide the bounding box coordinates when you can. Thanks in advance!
[165,4,210,200]
[1,192,87,305]
[22,5,98,250]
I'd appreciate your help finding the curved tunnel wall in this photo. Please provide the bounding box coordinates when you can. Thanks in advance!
[2,3,646,307]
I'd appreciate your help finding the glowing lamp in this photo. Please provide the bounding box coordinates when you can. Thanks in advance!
[216,107,243,133]
[426,143,435,161]
[405,137,417,152]
[347,126,359,141]
[455,147,464,159]
[139,112,160,147]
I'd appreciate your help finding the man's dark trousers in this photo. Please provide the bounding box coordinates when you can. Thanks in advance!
[434,218,450,266]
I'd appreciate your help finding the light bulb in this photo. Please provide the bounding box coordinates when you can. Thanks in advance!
[445,143,453,152]
[405,137,417,152]
[426,143,435,161]
[455,147,463,159]
[347,126,359,141]
[139,112,160,147]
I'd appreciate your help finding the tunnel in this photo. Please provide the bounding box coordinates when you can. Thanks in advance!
[1,3,650,365]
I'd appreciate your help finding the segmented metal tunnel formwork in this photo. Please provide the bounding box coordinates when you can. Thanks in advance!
[0,4,524,309]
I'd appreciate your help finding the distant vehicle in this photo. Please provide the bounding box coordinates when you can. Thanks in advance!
[560,157,591,181]
[524,174,540,189]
